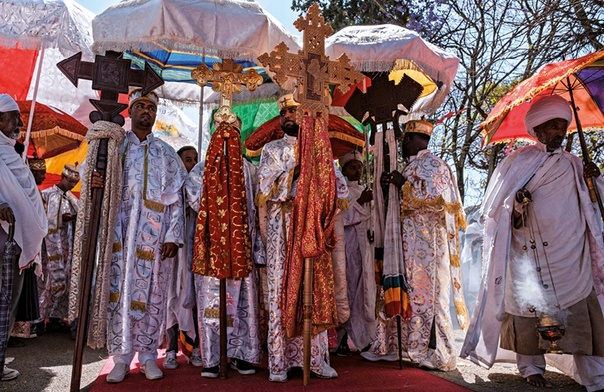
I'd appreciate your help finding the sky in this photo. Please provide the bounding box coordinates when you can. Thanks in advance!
[76,0,300,38]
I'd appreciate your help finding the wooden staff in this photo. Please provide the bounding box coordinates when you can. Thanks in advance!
[303,257,314,386]
[70,138,108,392]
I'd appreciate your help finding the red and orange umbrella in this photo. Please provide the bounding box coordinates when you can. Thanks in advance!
[481,50,604,145]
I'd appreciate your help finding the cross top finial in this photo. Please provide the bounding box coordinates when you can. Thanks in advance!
[294,3,333,56]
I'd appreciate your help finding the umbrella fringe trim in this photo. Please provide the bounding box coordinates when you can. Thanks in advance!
[93,41,258,63]
[24,126,86,141]
[481,51,604,129]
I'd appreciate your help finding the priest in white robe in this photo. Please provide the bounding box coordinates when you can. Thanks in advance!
[461,95,604,391]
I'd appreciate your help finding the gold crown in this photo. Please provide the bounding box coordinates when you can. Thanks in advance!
[404,120,434,137]
[277,94,300,111]
[28,158,46,171]
[129,89,159,107]
[62,162,80,182]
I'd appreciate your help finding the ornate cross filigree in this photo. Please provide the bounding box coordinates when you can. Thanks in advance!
[258,3,364,120]
[191,58,263,111]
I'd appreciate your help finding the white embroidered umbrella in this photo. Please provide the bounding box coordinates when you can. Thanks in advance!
[0,0,95,157]
[92,0,301,152]
[325,24,459,116]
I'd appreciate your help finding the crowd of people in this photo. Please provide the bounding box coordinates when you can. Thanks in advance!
[0,89,603,391]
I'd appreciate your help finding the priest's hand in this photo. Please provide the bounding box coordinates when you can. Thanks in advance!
[90,170,104,189]
[357,188,373,205]
[0,203,15,224]
[584,162,601,179]
[161,242,178,260]
[381,170,406,190]
[515,188,532,205]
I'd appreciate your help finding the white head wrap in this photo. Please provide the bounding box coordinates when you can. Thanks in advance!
[524,95,572,137]
[338,149,363,168]
[0,94,19,113]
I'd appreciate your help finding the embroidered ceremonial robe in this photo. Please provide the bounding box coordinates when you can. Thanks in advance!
[188,159,265,367]
[107,131,186,357]
[461,144,604,369]
[342,179,377,350]
[257,134,348,375]
[399,149,467,370]
[39,185,79,320]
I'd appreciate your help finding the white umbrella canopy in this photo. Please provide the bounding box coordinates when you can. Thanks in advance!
[92,0,300,63]
[0,0,93,57]
[325,24,459,116]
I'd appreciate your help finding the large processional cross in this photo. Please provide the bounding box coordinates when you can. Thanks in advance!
[190,57,263,380]
[258,3,364,386]
[258,3,364,121]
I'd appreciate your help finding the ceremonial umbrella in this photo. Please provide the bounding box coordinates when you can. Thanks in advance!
[0,0,95,157]
[92,0,301,152]
[17,100,87,159]
[480,50,604,218]
[325,24,459,117]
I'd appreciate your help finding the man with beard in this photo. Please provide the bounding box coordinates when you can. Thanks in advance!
[257,94,348,382]
[0,94,47,381]
[461,95,604,390]
[91,89,187,383]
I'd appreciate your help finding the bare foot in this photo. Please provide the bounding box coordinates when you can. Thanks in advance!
[525,374,553,388]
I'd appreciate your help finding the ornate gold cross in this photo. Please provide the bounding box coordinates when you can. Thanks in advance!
[258,3,364,120]
[191,58,263,110]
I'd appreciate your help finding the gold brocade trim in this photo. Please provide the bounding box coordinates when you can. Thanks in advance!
[203,308,234,327]
[135,248,155,261]
[450,254,461,268]
[143,198,165,213]
[112,242,122,253]
[48,254,62,261]
[48,228,59,234]
[255,192,269,207]
[109,292,120,303]
[130,301,146,312]
[402,182,467,230]
[51,285,65,293]
[338,197,349,211]
[455,300,468,318]
[246,147,262,157]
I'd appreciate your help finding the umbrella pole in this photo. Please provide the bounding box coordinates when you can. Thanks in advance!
[70,138,108,392]
[22,45,46,161]
[566,77,604,220]
[197,85,205,155]
[219,278,228,379]
[303,257,313,386]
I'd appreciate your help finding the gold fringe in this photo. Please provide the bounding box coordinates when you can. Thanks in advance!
[109,292,120,303]
[48,228,59,234]
[135,248,155,261]
[144,198,165,213]
[130,301,146,312]
[48,254,62,261]
[450,254,461,268]
[402,182,467,230]
[28,126,86,142]
[338,198,349,211]
[203,308,234,327]
[327,131,365,147]
[246,147,262,157]
[112,242,122,253]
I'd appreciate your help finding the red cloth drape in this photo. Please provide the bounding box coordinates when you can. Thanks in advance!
[281,115,338,337]
[192,123,252,279]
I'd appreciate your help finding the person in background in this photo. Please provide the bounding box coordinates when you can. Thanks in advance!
[0,94,47,381]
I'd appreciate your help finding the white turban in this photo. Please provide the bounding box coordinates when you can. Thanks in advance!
[0,94,19,113]
[524,95,572,137]
[338,149,363,168]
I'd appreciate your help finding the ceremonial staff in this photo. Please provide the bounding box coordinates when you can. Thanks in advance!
[259,3,364,385]
[57,51,163,392]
